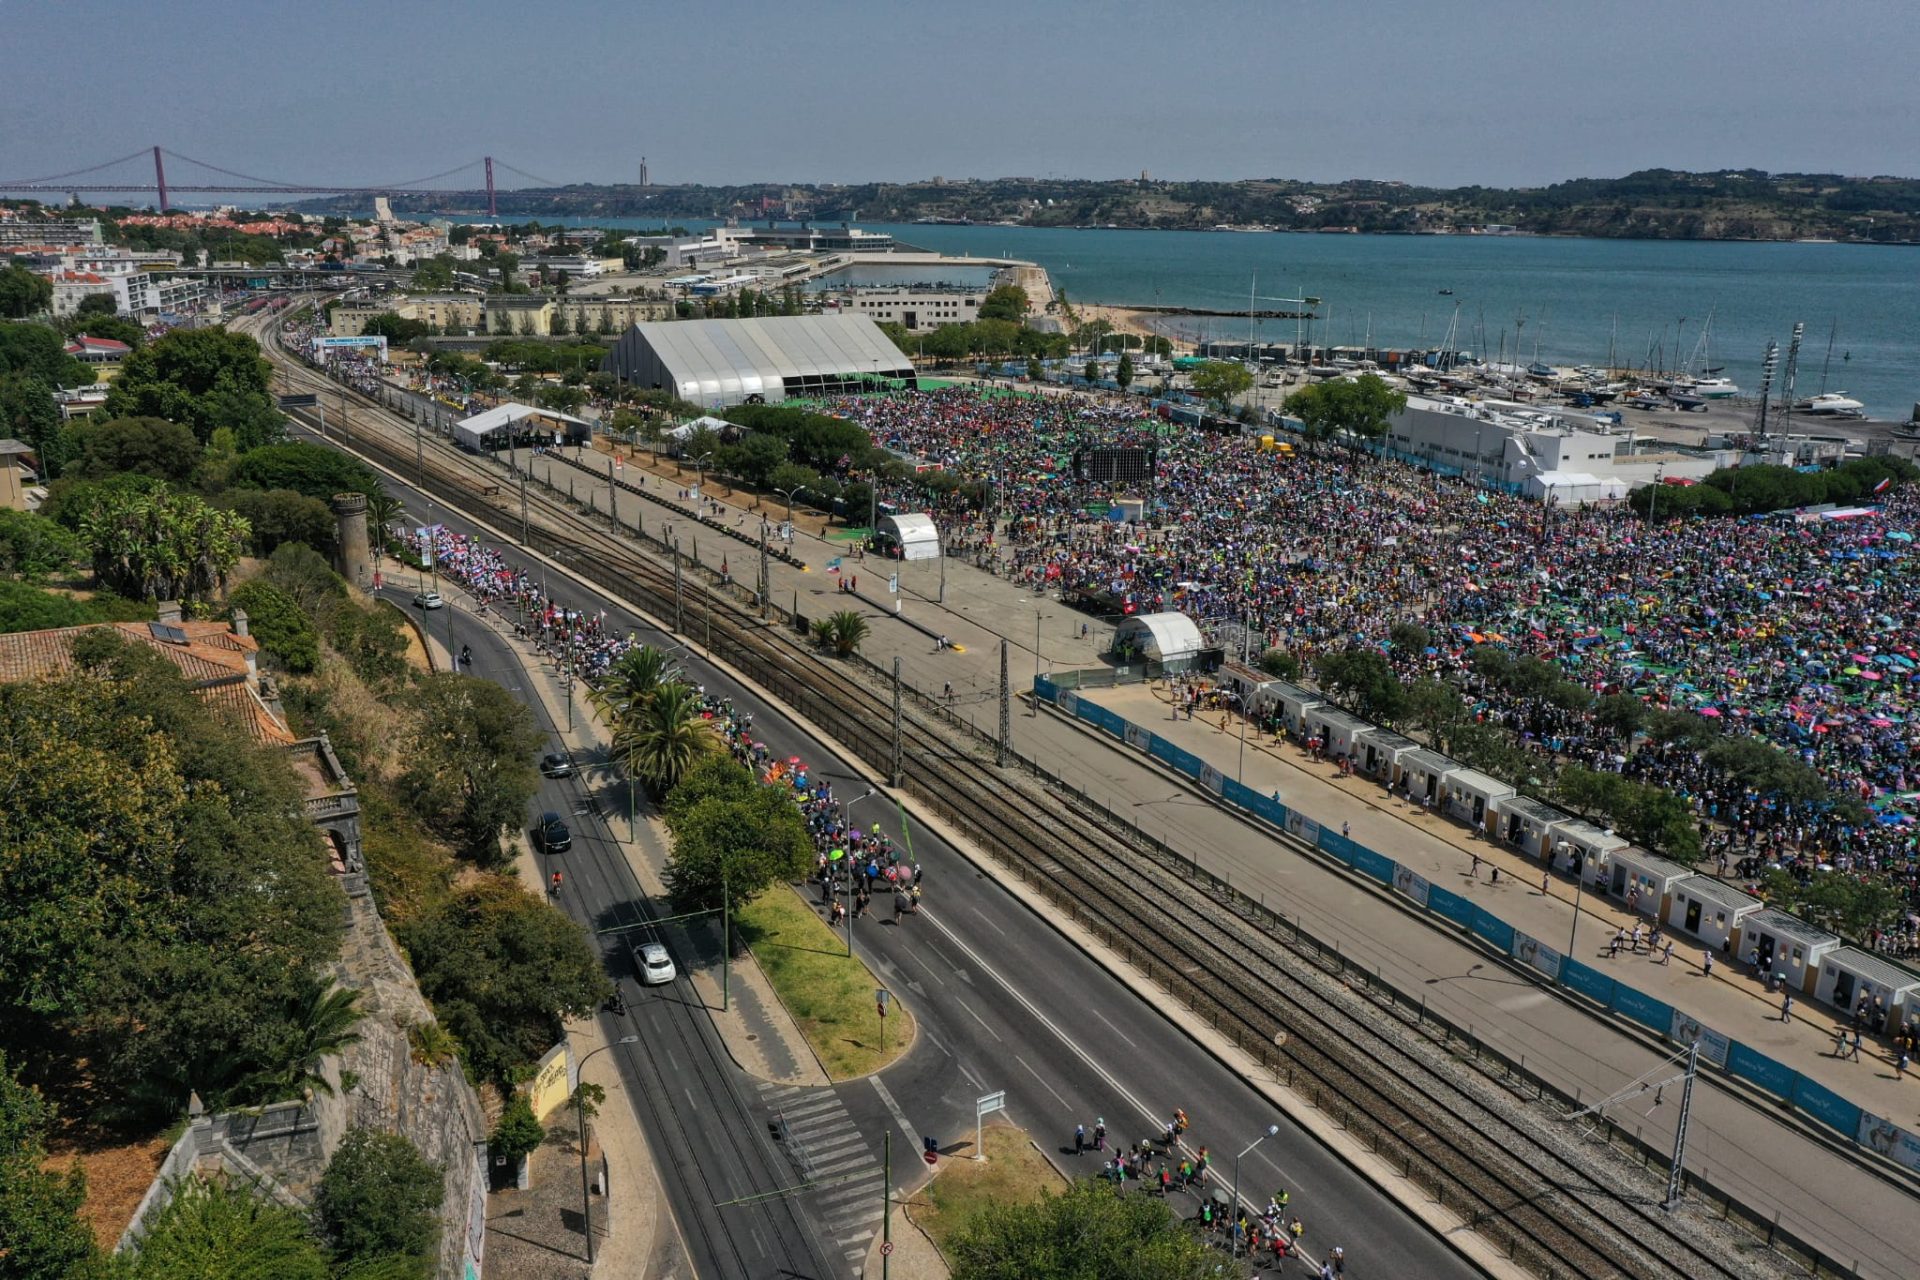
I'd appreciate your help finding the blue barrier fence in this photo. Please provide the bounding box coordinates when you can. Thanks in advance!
[1028,675,1908,1161]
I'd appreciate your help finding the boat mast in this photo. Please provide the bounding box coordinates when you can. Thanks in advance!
[1778,321,1804,439]
[1818,318,1837,395]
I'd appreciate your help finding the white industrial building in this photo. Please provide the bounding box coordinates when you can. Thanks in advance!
[827,287,984,331]
[602,314,913,407]
[1382,396,1717,500]
[874,513,940,561]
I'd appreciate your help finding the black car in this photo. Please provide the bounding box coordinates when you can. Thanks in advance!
[540,752,575,779]
[533,811,572,854]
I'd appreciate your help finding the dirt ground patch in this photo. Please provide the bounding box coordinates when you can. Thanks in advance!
[44,1128,175,1250]
[909,1123,1066,1257]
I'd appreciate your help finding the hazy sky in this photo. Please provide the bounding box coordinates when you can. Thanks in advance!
[4,0,1917,192]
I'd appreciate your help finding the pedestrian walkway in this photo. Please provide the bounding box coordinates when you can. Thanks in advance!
[1080,678,1920,1129]
[758,1081,887,1273]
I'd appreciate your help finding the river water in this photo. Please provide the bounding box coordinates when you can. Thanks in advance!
[500,214,1920,421]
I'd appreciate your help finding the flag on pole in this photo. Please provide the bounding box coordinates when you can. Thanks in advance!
[1873,477,1892,494]
[827,556,843,574]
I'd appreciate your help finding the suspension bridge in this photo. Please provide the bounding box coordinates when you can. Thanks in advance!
[0,146,559,215]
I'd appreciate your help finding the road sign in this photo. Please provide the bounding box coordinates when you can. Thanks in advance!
[975,1090,1007,1160]
[278,393,318,408]
[923,1151,937,1166]
[888,572,899,595]
[881,1242,894,1256]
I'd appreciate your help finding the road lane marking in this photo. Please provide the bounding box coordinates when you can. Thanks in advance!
[868,1076,920,1151]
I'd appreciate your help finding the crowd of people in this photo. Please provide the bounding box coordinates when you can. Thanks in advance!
[824,387,1920,930]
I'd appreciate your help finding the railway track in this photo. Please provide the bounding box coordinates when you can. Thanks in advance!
[263,329,1787,1279]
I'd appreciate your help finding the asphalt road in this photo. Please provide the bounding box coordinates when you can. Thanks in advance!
[362,450,1480,1280]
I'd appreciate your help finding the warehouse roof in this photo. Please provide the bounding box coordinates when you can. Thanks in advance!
[615,314,911,401]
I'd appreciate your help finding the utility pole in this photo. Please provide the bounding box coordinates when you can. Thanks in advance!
[518,452,530,543]
[880,1131,892,1280]
[889,656,903,787]
[1664,1039,1700,1210]
[606,456,618,528]
[673,541,684,634]
[414,413,424,486]
[997,639,1011,767]
[759,519,771,618]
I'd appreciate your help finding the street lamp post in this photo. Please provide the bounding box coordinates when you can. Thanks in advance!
[842,789,883,959]
[1565,846,1609,959]
[1232,1124,1280,1256]
[574,1035,639,1264]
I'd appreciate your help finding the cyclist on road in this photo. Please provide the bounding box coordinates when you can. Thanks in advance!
[549,871,563,894]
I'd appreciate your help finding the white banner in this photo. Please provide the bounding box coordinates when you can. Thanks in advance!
[1393,866,1431,909]
[1124,723,1152,752]
[1198,763,1226,795]
[1511,931,1564,983]
[1667,1010,1731,1069]
[1058,690,1080,717]
[1858,1113,1920,1174]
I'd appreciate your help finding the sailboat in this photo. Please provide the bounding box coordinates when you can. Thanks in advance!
[1794,393,1866,417]
[1671,311,1739,398]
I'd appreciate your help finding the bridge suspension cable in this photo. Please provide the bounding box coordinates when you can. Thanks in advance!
[0,147,155,187]
[490,159,561,189]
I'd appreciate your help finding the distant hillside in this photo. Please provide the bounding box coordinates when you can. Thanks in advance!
[297,169,1920,242]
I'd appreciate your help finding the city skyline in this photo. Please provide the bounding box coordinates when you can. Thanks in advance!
[3,0,1918,192]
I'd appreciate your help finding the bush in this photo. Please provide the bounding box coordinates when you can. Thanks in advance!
[232,441,381,503]
[0,579,150,634]
[64,416,202,482]
[316,1127,445,1278]
[230,580,321,673]
[225,488,336,557]
[488,1092,545,1165]
[0,509,81,577]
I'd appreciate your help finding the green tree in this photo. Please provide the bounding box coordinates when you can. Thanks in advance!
[1592,693,1648,740]
[77,483,248,602]
[62,312,145,349]
[0,264,54,319]
[1760,870,1904,939]
[1115,351,1134,389]
[120,1176,329,1280]
[662,764,814,910]
[946,1176,1241,1280]
[230,580,321,672]
[316,1128,445,1279]
[591,644,681,728]
[360,312,431,344]
[1315,646,1405,724]
[1256,647,1302,681]
[1287,373,1407,451]
[0,322,88,386]
[1189,360,1254,412]
[488,1093,545,1167]
[0,1052,105,1280]
[1,374,68,480]
[224,487,336,557]
[0,509,81,578]
[1084,358,1100,383]
[0,638,342,1119]
[1403,676,1466,753]
[104,327,283,448]
[239,979,364,1102]
[399,880,611,1084]
[976,284,1031,323]
[1026,356,1044,382]
[624,681,713,794]
[411,255,457,290]
[549,305,570,336]
[0,580,150,633]
[401,674,544,864]
[65,416,201,482]
[824,609,869,657]
[231,440,381,501]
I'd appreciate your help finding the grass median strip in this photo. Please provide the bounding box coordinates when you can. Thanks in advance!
[910,1124,1066,1256]
[736,884,915,1080]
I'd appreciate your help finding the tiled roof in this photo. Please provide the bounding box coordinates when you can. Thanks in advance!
[0,619,288,745]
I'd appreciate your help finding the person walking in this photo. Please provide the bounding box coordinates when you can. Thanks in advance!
[1470,853,1480,879]
[1075,1123,1086,1155]
[1834,1026,1850,1057]
[1850,1031,1864,1062]
[1781,992,1794,1023]
[1702,949,1713,978]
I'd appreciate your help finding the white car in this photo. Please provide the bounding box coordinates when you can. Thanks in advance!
[412,590,445,610]
[634,942,676,986]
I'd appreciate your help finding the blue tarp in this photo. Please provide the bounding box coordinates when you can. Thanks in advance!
[1079,701,1124,735]
[1559,959,1616,1006]
[1034,676,1060,704]
[1728,1042,1796,1097]
[1611,984,1673,1034]
[1472,907,1515,952]
[1427,886,1475,930]
[1792,1076,1864,1138]
[1148,735,1180,769]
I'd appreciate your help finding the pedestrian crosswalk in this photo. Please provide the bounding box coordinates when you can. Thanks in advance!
[758,1081,885,1274]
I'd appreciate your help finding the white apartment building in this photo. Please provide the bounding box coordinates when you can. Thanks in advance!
[0,218,103,246]
[49,266,207,318]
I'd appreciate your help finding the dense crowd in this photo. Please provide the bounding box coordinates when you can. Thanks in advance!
[825,388,1920,927]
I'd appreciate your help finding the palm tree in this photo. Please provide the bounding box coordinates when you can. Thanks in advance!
[591,645,679,727]
[826,610,869,658]
[241,979,365,1103]
[631,681,711,793]
[366,489,404,547]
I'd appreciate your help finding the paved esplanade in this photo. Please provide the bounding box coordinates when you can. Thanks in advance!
[494,432,1920,1278]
